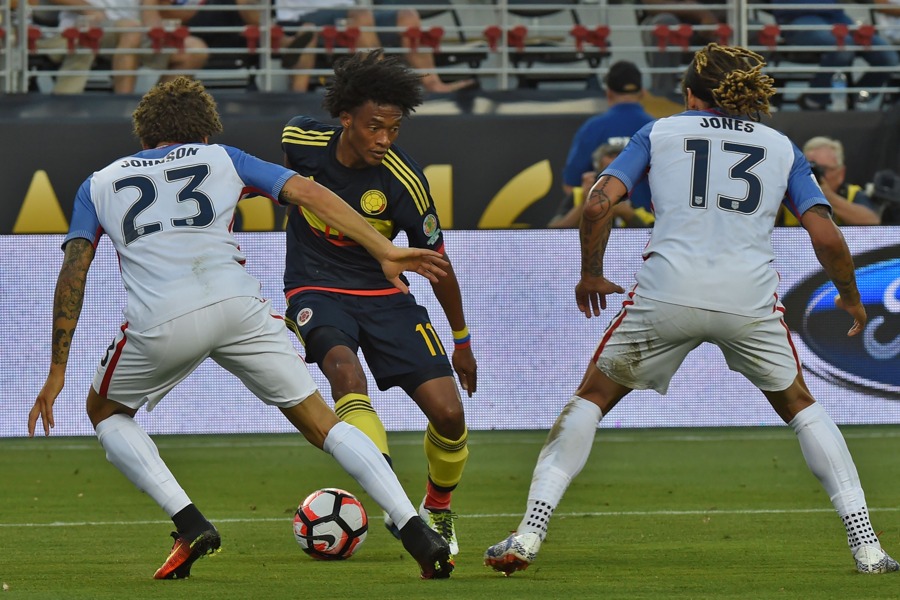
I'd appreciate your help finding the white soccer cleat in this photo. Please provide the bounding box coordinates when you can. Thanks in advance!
[854,545,900,574]
[483,532,542,576]
[418,499,459,557]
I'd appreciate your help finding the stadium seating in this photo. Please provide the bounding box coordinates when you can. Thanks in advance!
[0,0,898,106]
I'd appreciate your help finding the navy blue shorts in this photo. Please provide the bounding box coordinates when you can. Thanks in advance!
[286,291,452,393]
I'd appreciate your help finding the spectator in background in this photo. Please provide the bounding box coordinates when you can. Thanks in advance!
[50,0,208,94]
[873,0,900,44]
[779,136,880,226]
[160,0,257,57]
[275,0,474,93]
[870,169,900,224]
[638,0,726,101]
[558,61,654,224]
[767,0,899,110]
[549,143,653,229]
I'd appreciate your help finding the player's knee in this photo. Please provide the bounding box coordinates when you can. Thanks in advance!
[427,404,466,440]
[86,388,136,429]
[326,365,368,398]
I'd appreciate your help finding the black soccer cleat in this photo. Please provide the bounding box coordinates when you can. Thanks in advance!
[153,526,221,580]
[399,516,454,579]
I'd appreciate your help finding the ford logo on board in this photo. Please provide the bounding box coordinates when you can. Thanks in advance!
[782,247,900,397]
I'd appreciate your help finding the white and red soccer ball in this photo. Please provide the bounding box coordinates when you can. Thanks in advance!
[293,488,368,560]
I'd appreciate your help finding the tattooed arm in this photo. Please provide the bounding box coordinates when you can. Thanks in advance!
[575,176,628,318]
[800,204,866,336]
[28,238,95,437]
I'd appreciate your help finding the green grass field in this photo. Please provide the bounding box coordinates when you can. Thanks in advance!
[2,427,900,600]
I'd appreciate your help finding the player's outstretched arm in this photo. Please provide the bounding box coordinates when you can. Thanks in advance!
[576,175,627,318]
[800,204,867,336]
[28,238,95,437]
[429,254,477,397]
[279,175,448,293]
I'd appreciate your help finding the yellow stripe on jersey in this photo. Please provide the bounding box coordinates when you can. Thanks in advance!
[282,126,335,147]
[301,206,394,239]
[383,150,430,215]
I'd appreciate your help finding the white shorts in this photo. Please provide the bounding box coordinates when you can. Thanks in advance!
[594,293,801,394]
[93,297,318,411]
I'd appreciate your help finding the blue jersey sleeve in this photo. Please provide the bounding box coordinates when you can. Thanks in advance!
[600,122,653,193]
[63,177,102,249]
[784,144,830,220]
[223,145,297,203]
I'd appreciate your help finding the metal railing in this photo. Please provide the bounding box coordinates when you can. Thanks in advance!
[1,1,898,103]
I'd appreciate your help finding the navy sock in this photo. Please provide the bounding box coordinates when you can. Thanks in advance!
[173,504,208,535]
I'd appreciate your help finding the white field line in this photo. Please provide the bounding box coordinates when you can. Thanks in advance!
[3,507,900,528]
[4,427,900,452]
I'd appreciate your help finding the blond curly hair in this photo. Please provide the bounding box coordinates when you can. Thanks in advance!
[682,43,776,121]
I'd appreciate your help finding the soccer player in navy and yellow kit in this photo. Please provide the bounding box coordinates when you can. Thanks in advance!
[281,49,476,560]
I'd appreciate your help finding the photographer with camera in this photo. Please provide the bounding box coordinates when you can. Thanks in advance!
[779,137,880,226]
[870,169,900,225]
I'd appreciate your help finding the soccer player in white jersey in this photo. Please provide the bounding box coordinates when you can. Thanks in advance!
[26,77,455,581]
[485,44,898,576]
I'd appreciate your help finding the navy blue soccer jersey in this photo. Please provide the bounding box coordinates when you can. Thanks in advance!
[281,116,444,300]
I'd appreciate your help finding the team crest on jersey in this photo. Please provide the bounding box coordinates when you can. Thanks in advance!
[360,190,388,215]
[296,307,314,327]
[422,214,440,245]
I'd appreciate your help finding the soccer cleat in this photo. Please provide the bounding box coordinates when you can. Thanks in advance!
[418,500,459,557]
[854,545,900,574]
[153,527,221,580]
[383,511,402,540]
[484,532,542,576]
[399,516,454,580]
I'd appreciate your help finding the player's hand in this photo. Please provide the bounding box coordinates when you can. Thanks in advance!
[452,346,477,397]
[575,275,625,318]
[29,371,65,437]
[380,248,448,294]
[835,294,867,337]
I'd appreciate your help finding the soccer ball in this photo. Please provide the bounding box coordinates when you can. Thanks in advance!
[293,488,368,560]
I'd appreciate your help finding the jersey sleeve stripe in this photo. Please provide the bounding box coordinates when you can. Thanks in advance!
[282,126,334,146]
[383,151,429,215]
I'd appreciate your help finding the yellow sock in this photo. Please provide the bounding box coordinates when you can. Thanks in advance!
[334,393,390,458]
[423,423,469,491]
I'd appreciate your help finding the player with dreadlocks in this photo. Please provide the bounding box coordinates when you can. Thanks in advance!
[485,43,898,576]
[280,50,476,563]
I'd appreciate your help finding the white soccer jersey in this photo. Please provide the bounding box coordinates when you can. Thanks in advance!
[275,0,354,23]
[65,143,295,332]
[603,109,829,317]
[58,0,140,30]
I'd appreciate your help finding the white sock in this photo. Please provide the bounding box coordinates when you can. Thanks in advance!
[789,402,878,551]
[95,414,191,517]
[323,421,417,529]
[518,396,603,540]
